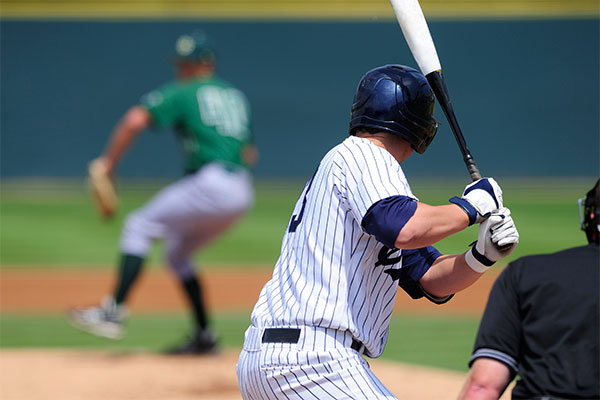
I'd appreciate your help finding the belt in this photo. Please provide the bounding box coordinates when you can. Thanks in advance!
[261,328,365,353]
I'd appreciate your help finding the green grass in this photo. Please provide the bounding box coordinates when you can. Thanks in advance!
[0,312,250,351]
[0,180,303,266]
[0,177,591,267]
[384,315,479,371]
[0,312,478,371]
[0,177,592,372]
[410,178,589,258]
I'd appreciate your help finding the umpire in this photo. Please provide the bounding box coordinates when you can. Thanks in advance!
[458,179,600,400]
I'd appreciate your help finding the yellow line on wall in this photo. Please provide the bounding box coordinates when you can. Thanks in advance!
[0,0,598,20]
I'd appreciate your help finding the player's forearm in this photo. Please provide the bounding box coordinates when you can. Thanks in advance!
[419,253,482,297]
[458,378,504,400]
[102,106,151,173]
[395,202,469,249]
[458,359,511,400]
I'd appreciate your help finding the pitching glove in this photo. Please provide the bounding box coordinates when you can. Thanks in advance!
[450,178,503,225]
[88,157,118,219]
[465,207,519,273]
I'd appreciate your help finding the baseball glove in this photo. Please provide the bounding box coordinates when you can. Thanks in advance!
[87,158,118,219]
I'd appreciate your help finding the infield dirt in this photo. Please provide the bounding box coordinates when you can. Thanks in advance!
[0,266,513,400]
[0,265,499,314]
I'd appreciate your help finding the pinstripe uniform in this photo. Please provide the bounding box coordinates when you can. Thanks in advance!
[237,136,443,399]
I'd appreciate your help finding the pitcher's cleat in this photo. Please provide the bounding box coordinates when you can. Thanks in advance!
[67,296,127,340]
[164,329,219,355]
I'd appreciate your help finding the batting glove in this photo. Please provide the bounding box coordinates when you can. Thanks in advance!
[465,207,519,273]
[450,178,503,225]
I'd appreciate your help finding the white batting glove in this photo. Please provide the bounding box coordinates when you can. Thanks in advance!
[465,207,519,273]
[450,178,503,226]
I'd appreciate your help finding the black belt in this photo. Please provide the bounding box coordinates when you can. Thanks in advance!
[261,328,364,352]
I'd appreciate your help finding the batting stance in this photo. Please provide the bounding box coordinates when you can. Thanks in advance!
[236,65,519,399]
[68,31,257,354]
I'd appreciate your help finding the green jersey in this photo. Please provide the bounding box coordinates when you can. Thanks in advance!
[140,76,252,172]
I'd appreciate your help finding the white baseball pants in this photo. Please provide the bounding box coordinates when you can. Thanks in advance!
[119,162,253,278]
[237,325,397,400]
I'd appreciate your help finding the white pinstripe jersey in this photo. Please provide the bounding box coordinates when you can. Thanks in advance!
[251,136,417,358]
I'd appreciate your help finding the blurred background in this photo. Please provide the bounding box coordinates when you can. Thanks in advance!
[2,1,598,179]
[0,0,598,398]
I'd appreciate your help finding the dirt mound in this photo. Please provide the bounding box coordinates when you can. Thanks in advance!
[0,349,506,400]
[0,267,514,399]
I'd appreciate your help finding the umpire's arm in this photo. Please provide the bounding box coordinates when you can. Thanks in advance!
[458,263,521,399]
[458,358,512,400]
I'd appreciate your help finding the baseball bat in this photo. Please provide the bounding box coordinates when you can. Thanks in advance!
[389,0,482,181]
[390,0,517,253]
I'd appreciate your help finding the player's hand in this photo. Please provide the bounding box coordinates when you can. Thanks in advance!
[94,156,116,176]
[450,178,503,225]
[88,157,119,219]
[465,207,519,273]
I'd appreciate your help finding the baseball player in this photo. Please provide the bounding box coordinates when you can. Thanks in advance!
[68,30,257,354]
[236,64,519,399]
[458,178,600,400]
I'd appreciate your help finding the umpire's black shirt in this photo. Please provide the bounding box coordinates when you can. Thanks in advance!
[469,243,599,399]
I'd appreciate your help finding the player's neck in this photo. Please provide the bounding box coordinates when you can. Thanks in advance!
[177,63,215,80]
[355,132,413,163]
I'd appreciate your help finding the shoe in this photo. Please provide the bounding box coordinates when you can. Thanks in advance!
[67,296,127,340]
[165,329,219,355]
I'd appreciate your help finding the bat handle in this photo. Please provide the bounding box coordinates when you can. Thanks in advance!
[465,155,482,181]
[426,71,482,182]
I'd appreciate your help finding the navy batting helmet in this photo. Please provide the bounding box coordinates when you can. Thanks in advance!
[349,64,438,154]
[174,30,216,63]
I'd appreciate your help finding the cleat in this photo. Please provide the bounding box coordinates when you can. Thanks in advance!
[67,296,127,340]
[164,329,219,355]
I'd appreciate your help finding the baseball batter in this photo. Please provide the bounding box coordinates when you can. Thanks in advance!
[68,30,256,354]
[236,65,519,398]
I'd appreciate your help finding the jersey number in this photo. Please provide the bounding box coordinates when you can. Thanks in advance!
[288,168,318,233]
[196,86,250,140]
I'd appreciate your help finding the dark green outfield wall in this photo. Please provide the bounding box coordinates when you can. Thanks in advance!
[1,19,598,178]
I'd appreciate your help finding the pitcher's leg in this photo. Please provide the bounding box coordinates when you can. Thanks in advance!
[163,217,241,354]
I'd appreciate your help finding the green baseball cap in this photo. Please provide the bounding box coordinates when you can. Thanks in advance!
[173,30,216,63]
